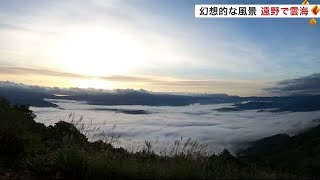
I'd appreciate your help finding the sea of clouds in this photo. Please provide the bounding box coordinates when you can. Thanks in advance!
[31,99,320,154]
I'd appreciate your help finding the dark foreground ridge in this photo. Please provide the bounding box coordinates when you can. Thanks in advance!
[238,124,320,174]
[1,97,320,179]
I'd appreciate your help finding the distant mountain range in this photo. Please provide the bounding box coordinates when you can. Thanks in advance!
[1,81,320,112]
[0,81,242,107]
[215,95,320,112]
[0,82,58,107]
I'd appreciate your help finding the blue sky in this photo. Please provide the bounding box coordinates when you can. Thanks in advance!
[0,0,319,96]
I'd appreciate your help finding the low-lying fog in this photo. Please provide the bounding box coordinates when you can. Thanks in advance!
[31,99,320,154]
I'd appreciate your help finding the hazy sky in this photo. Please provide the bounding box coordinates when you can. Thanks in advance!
[0,0,319,96]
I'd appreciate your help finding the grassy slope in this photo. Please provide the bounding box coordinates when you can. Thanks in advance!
[238,124,320,177]
[0,97,319,179]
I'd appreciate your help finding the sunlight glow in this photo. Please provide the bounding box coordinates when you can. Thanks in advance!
[49,27,145,77]
[77,78,114,89]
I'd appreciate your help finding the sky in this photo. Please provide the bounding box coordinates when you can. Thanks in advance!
[0,0,319,96]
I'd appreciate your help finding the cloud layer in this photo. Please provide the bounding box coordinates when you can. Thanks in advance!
[31,99,320,154]
[266,73,320,95]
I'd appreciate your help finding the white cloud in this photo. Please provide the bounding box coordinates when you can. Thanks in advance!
[32,100,320,154]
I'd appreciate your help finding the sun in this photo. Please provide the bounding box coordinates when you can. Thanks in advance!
[49,27,144,77]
